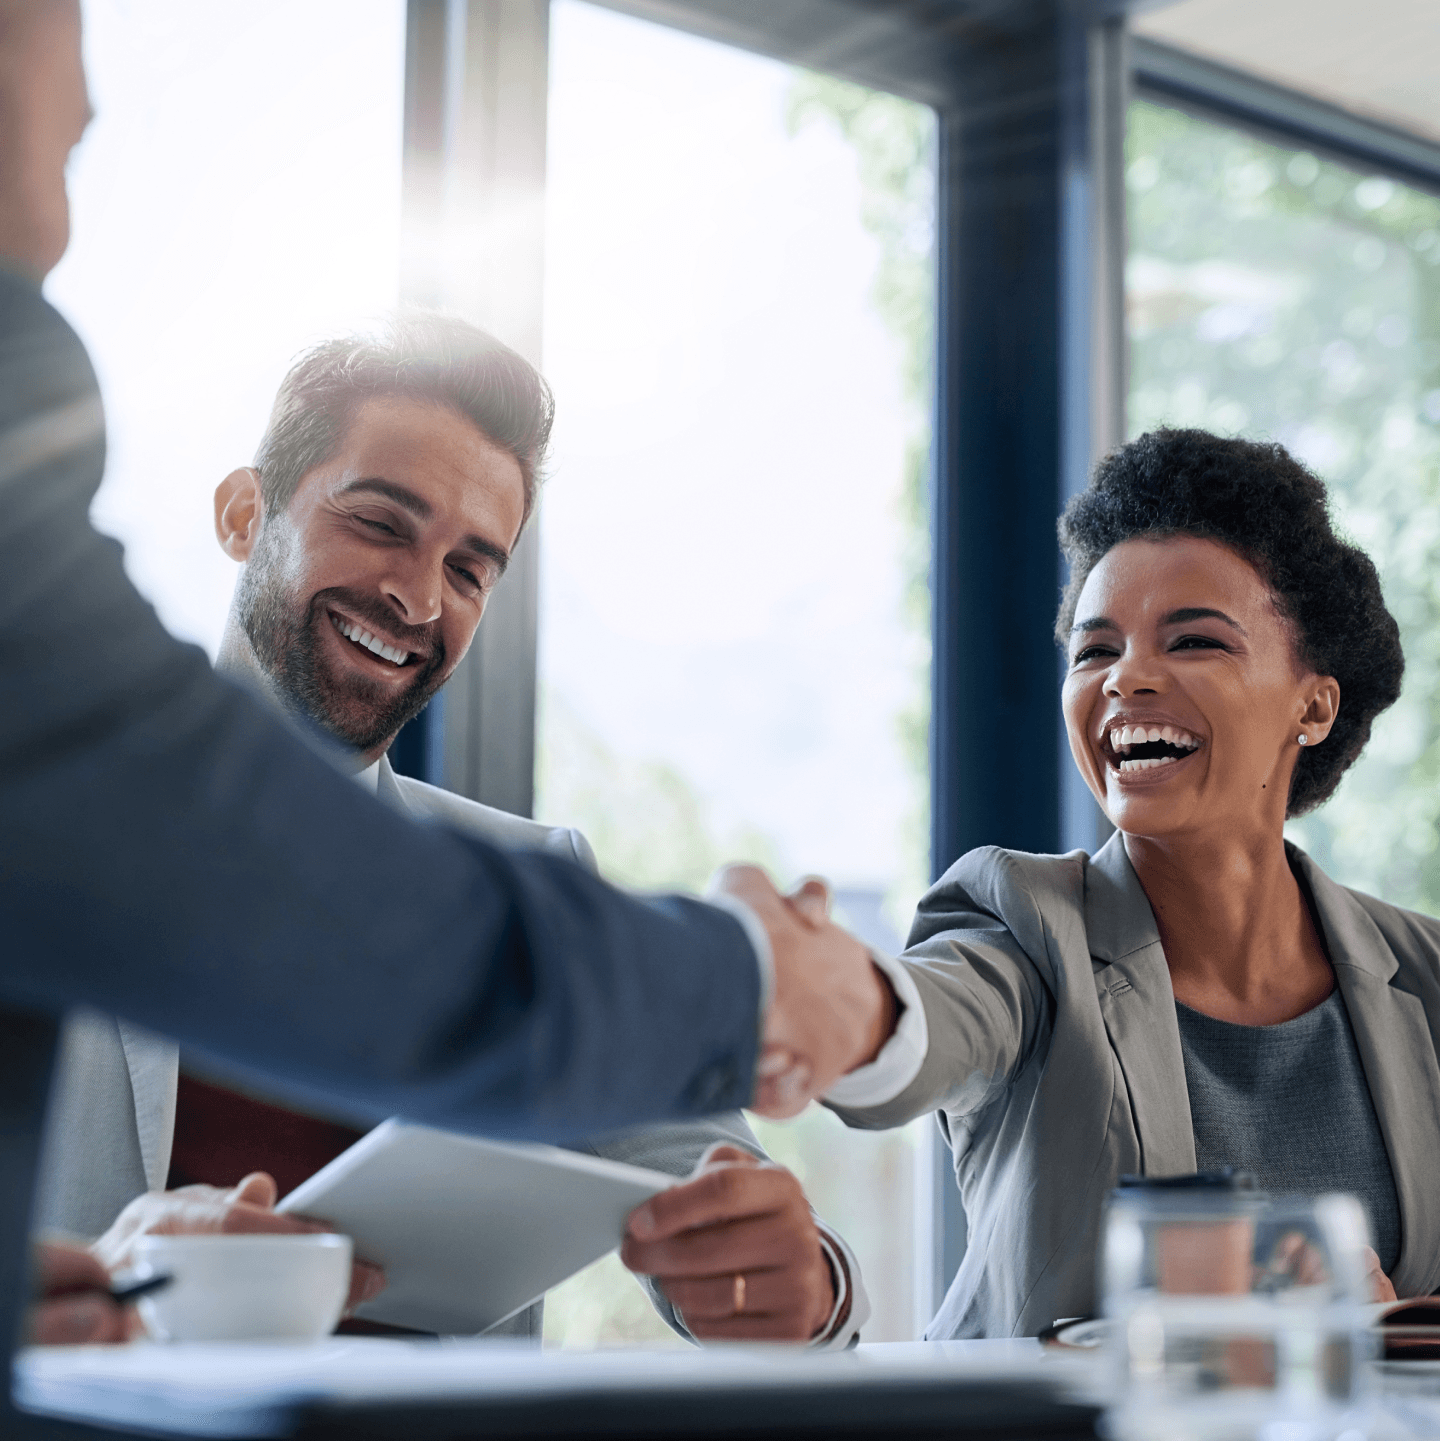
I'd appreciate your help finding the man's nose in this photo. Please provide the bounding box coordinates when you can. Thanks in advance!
[379,558,442,626]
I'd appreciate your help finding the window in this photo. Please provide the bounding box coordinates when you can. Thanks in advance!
[50,0,406,655]
[536,1,935,1344]
[1127,98,1440,910]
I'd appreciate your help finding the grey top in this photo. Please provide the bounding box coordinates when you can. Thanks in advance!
[1177,990,1402,1274]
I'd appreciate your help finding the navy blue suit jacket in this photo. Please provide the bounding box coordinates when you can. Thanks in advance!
[0,273,761,1404]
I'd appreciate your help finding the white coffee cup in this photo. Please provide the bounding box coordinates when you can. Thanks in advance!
[132,1233,353,1342]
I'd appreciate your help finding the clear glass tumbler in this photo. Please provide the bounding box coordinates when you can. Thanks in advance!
[1102,1174,1374,1441]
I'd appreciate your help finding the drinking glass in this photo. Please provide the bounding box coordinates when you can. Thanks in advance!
[1102,1175,1374,1441]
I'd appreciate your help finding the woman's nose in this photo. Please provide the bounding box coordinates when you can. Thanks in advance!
[1103,650,1167,698]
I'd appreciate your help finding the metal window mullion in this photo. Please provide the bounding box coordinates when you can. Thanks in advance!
[923,3,1127,1329]
[400,0,549,814]
[1132,36,1440,199]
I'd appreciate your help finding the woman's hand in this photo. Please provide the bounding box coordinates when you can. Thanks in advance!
[27,1240,129,1345]
[1363,1246,1397,1304]
[621,1145,838,1342]
[92,1171,385,1314]
[1269,1233,1395,1303]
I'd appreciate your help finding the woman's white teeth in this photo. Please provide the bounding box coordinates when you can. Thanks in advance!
[331,614,408,666]
[1109,723,1202,755]
[1118,755,1180,772]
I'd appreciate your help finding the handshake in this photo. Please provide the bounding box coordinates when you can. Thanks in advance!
[711,865,900,1119]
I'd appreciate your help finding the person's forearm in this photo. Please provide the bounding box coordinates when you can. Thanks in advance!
[0,275,762,1141]
[822,951,930,1122]
[2,659,764,1138]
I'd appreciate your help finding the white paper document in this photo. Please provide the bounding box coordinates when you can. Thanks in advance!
[16,1339,1082,1440]
[275,1119,673,1335]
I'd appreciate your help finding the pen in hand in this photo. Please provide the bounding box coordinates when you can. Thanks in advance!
[31,1239,171,1346]
[108,1272,173,1305]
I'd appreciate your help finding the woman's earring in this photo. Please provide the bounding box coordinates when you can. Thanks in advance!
[1297,734,1309,745]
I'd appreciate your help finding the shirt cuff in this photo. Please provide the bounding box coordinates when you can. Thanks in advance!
[821,950,927,1109]
[702,890,773,1020]
[810,1224,870,1349]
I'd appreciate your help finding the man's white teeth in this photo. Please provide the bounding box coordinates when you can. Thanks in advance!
[1107,722,1202,755]
[331,614,408,666]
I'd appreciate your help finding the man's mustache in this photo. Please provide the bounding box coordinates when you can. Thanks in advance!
[309,587,444,667]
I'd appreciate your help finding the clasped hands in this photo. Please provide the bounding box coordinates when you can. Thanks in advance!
[712,864,898,1119]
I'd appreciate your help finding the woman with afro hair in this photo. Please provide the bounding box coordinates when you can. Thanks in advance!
[827,428,1438,1339]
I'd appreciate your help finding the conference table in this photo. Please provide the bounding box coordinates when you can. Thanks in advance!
[23,1334,1440,1440]
[15,1337,1106,1440]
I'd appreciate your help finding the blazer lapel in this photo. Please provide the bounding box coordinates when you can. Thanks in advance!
[1086,834,1197,1178]
[115,1021,179,1194]
[1295,850,1440,1297]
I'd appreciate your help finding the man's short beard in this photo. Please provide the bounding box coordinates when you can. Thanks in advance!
[236,529,449,754]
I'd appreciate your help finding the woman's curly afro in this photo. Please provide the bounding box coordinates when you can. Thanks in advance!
[1056,428,1403,817]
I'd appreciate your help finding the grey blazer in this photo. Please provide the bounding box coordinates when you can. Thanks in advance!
[35,756,843,1341]
[832,830,1440,1339]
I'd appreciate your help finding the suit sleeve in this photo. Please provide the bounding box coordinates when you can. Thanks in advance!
[566,829,599,873]
[0,275,761,1143]
[826,849,1055,1132]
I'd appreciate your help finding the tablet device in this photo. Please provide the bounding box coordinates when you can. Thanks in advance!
[277,1119,673,1335]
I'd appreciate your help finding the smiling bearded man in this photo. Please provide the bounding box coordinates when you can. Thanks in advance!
[234,517,452,756]
[35,314,872,1349]
[219,323,532,765]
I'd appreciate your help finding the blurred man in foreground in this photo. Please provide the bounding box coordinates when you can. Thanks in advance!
[39,316,877,1347]
[0,0,894,1367]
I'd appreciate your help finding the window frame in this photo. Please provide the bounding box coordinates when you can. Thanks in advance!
[402,0,1126,1333]
[402,0,1440,1333]
[1132,35,1440,199]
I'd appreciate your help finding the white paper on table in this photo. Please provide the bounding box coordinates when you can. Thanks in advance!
[275,1119,674,1334]
[15,1338,1089,1440]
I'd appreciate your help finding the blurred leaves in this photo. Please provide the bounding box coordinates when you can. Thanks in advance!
[543,1251,688,1350]
[537,689,786,893]
[541,75,938,1347]
[1128,101,1440,911]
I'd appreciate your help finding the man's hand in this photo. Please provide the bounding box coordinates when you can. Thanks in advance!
[26,1240,129,1345]
[714,866,898,1118]
[93,1171,385,1314]
[621,1145,837,1342]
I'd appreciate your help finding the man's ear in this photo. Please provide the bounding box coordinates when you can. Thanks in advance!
[215,467,263,561]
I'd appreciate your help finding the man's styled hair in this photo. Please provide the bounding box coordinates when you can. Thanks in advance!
[253,313,554,526]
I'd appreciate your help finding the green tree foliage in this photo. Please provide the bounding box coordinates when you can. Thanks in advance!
[543,74,940,1349]
[537,690,786,893]
[774,72,937,1342]
[1128,100,1440,911]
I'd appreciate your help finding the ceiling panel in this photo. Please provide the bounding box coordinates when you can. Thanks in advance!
[1133,0,1440,145]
